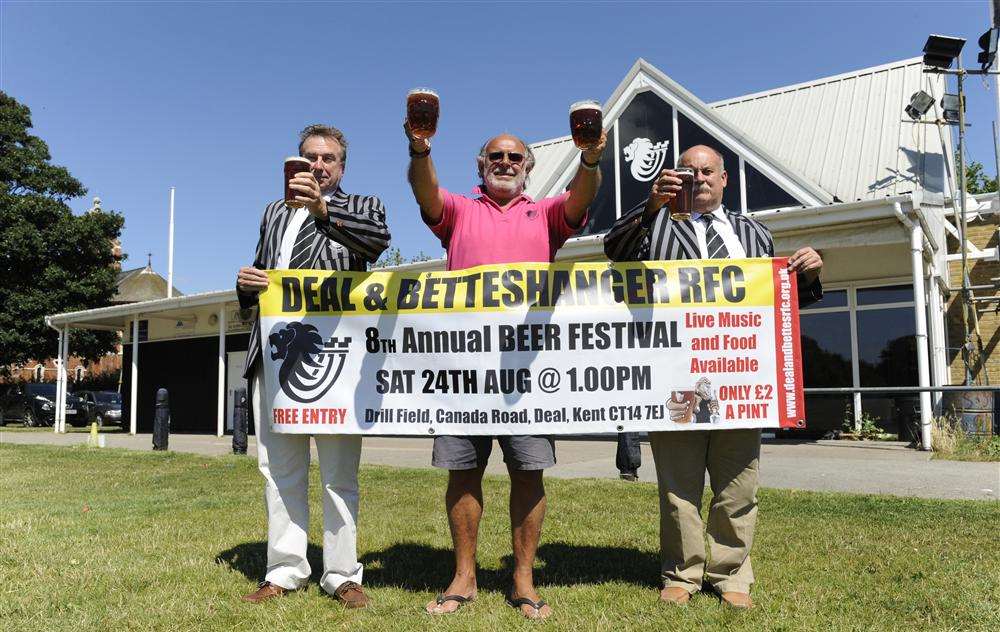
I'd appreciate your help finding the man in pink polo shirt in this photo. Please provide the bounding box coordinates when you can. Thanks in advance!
[405,124,605,619]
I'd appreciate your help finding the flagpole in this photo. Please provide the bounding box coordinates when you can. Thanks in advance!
[167,187,175,298]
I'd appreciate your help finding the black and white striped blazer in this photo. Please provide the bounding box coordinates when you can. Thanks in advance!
[603,199,821,306]
[237,188,391,378]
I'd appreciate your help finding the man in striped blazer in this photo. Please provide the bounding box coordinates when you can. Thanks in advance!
[235,124,390,608]
[604,145,822,610]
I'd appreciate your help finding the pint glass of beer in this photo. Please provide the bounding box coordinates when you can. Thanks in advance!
[284,157,311,208]
[569,100,602,149]
[669,167,695,220]
[667,390,696,424]
[407,88,440,139]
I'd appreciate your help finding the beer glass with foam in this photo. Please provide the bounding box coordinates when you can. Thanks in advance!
[669,167,695,221]
[569,100,602,149]
[407,88,440,140]
[284,157,312,208]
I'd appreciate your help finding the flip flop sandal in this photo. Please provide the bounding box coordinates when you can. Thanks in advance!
[507,595,548,619]
[428,593,474,614]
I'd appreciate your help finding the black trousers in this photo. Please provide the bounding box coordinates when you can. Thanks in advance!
[616,432,642,475]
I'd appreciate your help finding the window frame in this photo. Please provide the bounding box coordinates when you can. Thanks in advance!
[799,278,920,425]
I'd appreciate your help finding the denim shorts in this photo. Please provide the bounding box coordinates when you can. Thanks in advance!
[431,435,556,471]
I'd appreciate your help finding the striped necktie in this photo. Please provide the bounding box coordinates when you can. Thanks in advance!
[700,213,730,260]
[288,215,317,268]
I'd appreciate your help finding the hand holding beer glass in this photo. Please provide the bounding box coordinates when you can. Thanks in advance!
[666,390,697,424]
[283,157,312,208]
[405,88,439,153]
[646,167,694,221]
[569,100,607,165]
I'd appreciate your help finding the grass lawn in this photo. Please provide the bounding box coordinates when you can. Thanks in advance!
[1,444,998,631]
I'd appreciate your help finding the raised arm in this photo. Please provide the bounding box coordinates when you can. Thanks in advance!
[405,122,444,222]
[563,130,607,228]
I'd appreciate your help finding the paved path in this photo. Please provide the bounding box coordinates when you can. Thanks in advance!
[3,429,997,501]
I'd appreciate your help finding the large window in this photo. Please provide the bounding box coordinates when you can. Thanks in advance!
[800,283,920,439]
[800,290,852,435]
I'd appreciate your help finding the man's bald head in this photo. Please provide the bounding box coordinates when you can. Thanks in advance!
[679,145,725,172]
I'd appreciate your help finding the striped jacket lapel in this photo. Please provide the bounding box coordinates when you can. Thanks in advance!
[724,207,774,258]
[649,205,775,261]
[649,212,700,260]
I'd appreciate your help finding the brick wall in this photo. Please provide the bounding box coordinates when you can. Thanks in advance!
[946,217,1000,384]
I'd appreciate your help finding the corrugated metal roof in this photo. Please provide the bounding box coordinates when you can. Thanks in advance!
[710,57,949,203]
[526,135,574,199]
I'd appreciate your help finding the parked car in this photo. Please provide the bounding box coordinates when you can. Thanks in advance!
[75,390,124,428]
[0,383,90,427]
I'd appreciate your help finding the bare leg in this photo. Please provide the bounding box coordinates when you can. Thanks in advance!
[508,467,551,619]
[426,466,484,614]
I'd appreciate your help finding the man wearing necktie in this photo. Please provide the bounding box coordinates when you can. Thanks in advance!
[604,145,823,610]
[235,124,390,608]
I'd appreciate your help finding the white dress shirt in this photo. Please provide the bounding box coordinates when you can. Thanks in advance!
[691,206,746,259]
[276,192,338,269]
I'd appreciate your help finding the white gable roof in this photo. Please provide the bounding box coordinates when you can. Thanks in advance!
[527,57,950,206]
[528,58,834,206]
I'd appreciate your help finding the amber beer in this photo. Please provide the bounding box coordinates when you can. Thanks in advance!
[569,100,602,149]
[284,157,311,208]
[669,390,696,424]
[407,88,439,139]
[670,167,695,220]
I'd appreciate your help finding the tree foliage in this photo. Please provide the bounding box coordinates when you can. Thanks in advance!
[0,91,124,374]
[373,246,433,269]
[964,161,998,195]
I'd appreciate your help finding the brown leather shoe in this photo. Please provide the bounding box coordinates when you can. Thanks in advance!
[720,591,753,609]
[242,581,290,604]
[659,586,692,605]
[333,581,369,609]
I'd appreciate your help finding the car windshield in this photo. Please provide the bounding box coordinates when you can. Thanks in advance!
[96,393,121,404]
[26,384,57,398]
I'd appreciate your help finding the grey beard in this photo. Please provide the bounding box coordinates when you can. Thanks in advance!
[485,172,525,198]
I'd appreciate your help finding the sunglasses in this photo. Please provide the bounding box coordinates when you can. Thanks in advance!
[486,150,525,164]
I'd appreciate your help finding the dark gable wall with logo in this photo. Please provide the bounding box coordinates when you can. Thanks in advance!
[618,91,676,217]
[122,333,250,433]
[583,89,803,232]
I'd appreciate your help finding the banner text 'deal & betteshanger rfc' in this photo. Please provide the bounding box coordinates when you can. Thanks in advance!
[259,260,775,316]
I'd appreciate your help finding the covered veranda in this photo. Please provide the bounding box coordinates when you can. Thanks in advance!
[46,290,239,436]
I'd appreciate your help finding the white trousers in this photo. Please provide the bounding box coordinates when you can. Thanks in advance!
[252,370,363,593]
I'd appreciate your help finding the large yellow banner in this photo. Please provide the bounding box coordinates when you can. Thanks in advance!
[257,259,804,435]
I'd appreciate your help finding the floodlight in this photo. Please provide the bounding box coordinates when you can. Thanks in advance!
[922,34,966,69]
[940,93,962,123]
[978,28,998,70]
[905,90,935,120]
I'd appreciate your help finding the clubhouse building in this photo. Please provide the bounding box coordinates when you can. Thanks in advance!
[47,58,999,446]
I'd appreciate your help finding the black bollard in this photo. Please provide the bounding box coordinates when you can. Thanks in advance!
[232,388,248,455]
[152,388,170,451]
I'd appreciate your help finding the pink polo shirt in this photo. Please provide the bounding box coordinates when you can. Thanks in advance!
[426,187,585,271]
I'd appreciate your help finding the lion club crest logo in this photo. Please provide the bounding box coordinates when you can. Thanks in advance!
[268,322,350,403]
[623,137,671,182]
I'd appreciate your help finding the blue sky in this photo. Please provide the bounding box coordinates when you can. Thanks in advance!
[2,1,996,294]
